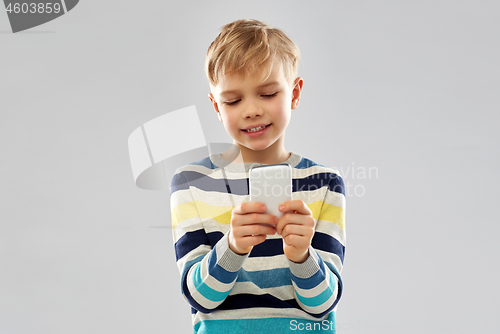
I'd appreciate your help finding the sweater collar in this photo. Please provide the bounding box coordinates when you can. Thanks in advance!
[209,151,302,173]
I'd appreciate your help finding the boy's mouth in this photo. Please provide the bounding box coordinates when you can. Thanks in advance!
[242,124,271,132]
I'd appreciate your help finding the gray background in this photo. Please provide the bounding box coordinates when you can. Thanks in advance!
[1,1,498,333]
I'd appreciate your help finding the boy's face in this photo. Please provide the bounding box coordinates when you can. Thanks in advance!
[209,61,303,163]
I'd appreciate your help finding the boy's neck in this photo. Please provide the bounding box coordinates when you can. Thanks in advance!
[220,144,291,165]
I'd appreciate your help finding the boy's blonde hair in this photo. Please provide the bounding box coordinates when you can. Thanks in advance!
[205,19,300,88]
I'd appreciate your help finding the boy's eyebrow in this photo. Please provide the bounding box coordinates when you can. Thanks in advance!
[220,81,280,97]
[256,81,279,89]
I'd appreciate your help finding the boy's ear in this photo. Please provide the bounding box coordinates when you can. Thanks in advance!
[208,93,223,122]
[291,77,304,110]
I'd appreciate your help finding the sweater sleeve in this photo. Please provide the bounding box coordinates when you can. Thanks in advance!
[287,172,346,318]
[170,168,248,313]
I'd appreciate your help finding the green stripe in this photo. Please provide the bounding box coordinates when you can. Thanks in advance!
[194,313,336,333]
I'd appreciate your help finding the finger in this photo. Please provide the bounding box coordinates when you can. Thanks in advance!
[232,234,268,253]
[281,224,312,239]
[241,213,278,227]
[233,202,267,215]
[278,200,312,216]
[275,213,305,235]
[276,213,315,234]
[243,234,268,247]
[282,233,311,249]
[234,224,276,238]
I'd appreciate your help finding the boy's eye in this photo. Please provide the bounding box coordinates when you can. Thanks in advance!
[225,99,241,106]
[261,92,277,98]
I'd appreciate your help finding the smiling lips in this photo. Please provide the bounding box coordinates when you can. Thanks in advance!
[242,123,271,132]
[241,124,271,137]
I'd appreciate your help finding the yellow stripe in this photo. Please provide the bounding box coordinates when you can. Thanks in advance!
[173,200,345,231]
[172,201,233,229]
[311,201,345,231]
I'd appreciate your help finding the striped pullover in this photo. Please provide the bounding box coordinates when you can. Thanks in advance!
[169,151,346,333]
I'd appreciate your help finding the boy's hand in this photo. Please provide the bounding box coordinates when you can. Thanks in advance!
[276,200,315,263]
[229,202,278,255]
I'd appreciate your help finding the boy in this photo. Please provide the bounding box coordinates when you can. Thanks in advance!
[170,19,346,333]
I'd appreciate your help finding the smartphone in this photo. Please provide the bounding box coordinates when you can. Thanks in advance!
[249,163,292,219]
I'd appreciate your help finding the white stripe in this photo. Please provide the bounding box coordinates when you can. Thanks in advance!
[229,281,294,300]
[315,220,346,246]
[172,218,203,241]
[242,254,290,271]
[60,0,68,14]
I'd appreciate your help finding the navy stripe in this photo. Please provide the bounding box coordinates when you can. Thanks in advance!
[176,231,343,265]
[206,231,224,247]
[169,171,188,193]
[328,174,345,196]
[294,172,341,195]
[218,293,300,311]
[250,233,344,260]
[249,238,284,257]
[175,231,223,262]
[175,230,210,261]
[218,293,333,318]
[311,232,345,264]
[170,170,344,196]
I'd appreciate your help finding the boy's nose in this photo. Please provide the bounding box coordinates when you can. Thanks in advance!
[243,100,263,118]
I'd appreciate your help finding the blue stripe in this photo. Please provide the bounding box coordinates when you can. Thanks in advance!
[180,254,205,284]
[290,253,327,290]
[192,263,230,302]
[187,156,216,169]
[181,250,237,313]
[236,267,291,288]
[295,157,323,169]
[206,245,239,284]
[295,271,336,308]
